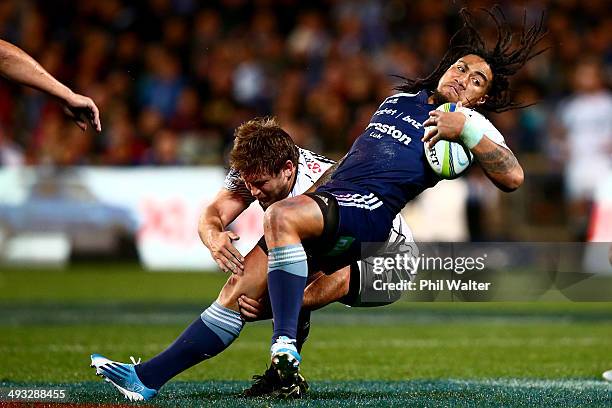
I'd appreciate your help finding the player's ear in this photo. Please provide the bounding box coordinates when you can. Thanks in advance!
[282,160,294,177]
[476,94,488,106]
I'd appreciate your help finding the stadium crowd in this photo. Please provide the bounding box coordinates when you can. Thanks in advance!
[0,0,610,239]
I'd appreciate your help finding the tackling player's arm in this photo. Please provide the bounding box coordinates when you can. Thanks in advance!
[422,104,523,192]
[0,39,101,132]
[198,189,248,274]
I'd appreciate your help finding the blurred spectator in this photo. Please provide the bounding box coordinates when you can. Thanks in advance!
[553,58,612,239]
[142,128,181,165]
[138,45,185,119]
[102,112,144,166]
[287,10,331,63]
[0,125,23,166]
[0,0,607,220]
[169,87,201,132]
[0,0,610,243]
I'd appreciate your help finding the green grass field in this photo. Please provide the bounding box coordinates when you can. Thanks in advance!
[1,263,611,406]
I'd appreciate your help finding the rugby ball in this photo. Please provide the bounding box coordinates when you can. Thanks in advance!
[424,103,474,179]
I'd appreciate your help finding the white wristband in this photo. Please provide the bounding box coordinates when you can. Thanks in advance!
[460,115,485,149]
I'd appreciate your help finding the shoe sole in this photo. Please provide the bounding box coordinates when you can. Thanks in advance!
[298,380,310,394]
[271,352,299,382]
[271,384,303,399]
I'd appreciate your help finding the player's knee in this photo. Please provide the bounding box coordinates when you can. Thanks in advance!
[263,200,295,237]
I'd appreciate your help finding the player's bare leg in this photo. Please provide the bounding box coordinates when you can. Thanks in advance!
[217,245,269,312]
[303,270,350,310]
[265,196,325,247]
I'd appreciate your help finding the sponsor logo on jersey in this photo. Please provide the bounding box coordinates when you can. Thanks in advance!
[307,161,322,173]
[402,115,423,130]
[374,108,397,116]
[366,122,412,145]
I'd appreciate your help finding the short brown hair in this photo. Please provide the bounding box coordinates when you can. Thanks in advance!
[229,117,299,177]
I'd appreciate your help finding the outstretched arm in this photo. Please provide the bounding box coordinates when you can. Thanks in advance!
[0,39,101,131]
[198,189,249,274]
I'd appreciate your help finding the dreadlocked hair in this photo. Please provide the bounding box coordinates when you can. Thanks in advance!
[396,6,547,113]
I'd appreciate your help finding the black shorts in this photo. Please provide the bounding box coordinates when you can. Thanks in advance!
[256,191,340,264]
[256,191,415,307]
[338,260,403,307]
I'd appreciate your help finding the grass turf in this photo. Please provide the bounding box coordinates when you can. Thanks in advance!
[1,264,611,406]
[1,380,610,407]
[1,320,612,382]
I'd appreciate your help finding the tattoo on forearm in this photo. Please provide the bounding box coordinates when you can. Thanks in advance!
[475,145,518,174]
[311,163,337,189]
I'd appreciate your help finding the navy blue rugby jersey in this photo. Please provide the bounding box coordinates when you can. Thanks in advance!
[323,90,439,215]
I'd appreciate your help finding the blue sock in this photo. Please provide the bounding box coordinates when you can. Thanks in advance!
[135,302,243,390]
[267,244,308,343]
[273,308,311,352]
[295,309,311,353]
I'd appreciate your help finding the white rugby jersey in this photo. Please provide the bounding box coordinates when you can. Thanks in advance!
[223,147,336,205]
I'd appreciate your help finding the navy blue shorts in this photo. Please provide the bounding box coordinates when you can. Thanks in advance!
[304,187,396,272]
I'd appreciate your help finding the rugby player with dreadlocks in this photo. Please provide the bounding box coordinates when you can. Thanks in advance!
[88,7,547,400]
[260,6,547,386]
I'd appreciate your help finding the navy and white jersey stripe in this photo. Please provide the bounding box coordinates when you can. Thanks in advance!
[334,192,384,211]
[223,147,335,205]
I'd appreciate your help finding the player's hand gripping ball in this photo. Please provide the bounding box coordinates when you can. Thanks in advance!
[423,102,474,179]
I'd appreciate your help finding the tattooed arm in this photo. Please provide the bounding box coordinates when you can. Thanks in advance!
[471,136,524,192]
[305,154,346,193]
[423,107,524,192]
